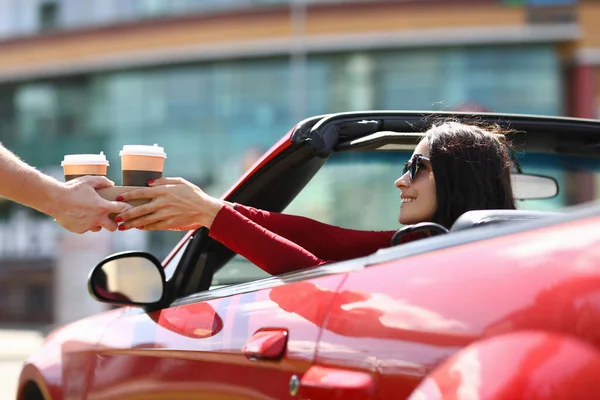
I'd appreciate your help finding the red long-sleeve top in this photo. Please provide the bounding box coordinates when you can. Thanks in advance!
[209,204,395,275]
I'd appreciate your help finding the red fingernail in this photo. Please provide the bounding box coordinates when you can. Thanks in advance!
[118,225,126,231]
[115,216,122,222]
[137,226,144,230]
[147,180,155,185]
[116,196,124,201]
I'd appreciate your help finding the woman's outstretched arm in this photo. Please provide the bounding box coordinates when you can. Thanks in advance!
[209,204,330,275]
[114,178,394,273]
[233,204,394,261]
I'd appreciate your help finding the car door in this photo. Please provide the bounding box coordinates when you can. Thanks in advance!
[84,253,353,400]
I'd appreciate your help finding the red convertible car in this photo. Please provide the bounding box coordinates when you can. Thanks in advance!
[17,112,600,400]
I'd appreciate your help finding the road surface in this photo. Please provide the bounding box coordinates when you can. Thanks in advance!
[0,329,44,400]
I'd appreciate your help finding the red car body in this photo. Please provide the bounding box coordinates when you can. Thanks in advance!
[17,112,600,400]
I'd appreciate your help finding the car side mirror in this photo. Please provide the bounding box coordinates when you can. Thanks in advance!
[88,251,167,307]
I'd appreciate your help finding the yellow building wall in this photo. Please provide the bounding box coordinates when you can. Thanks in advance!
[580,1,600,48]
[0,2,526,72]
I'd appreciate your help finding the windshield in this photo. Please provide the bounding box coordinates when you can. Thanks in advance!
[284,151,585,230]
[211,150,600,287]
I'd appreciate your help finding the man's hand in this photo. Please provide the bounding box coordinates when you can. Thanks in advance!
[53,176,132,234]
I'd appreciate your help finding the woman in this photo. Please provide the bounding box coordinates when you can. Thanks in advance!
[114,121,517,275]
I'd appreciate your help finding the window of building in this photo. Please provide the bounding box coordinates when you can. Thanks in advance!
[376,45,562,116]
[25,285,51,315]
[39,0,60,31]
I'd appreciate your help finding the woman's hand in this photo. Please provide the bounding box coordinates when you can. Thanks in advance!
[114,177,226,231]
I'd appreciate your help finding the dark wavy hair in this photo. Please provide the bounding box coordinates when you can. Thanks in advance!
[424,121,517,229]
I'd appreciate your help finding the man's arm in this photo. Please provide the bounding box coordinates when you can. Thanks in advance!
[0,143,67,216]
[0,143,130,233]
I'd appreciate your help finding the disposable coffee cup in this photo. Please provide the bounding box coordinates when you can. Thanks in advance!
[119,144,167,186]
[61,152,109,181]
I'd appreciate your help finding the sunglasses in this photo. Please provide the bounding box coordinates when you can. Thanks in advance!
[403,154,431,182]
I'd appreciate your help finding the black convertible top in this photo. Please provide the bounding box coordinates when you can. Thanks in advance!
[291,111,600,157]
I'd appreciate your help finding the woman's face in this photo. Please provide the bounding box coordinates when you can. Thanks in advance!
[395,140,437,225]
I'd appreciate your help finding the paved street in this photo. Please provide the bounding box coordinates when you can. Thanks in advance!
[0,330,44,400]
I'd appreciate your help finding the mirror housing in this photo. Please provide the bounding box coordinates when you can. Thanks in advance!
[88,251,167,307]
[511,173,559,200]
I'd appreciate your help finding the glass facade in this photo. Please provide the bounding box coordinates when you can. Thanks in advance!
[0,44,564,257]
[376,47,563,115]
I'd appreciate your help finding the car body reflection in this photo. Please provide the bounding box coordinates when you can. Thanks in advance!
[270,282,474,347]
[150,302,224,340]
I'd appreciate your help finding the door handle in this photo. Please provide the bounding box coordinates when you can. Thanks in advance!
[242,328,288,361]
[299,365,376,400]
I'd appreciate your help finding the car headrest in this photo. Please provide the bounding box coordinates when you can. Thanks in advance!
[450,209,559,233]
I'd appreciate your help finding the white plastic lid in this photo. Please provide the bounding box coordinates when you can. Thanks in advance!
[61,152,109,166]
[119,144,167,158]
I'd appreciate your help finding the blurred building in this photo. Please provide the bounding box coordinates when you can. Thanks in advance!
[0,0,595,326]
